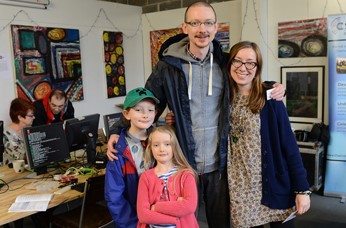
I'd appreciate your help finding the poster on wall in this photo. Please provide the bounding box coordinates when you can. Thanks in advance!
[11,25,83,102]
[324,14,346,197]
[150,22,230,69]
[278,18,327,58]
[103,31,126,98]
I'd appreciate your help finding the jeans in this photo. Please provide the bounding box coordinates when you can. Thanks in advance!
[197,170,230,228]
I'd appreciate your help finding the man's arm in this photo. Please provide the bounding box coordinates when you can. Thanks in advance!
[106,115,129,161]
[264,81,286,101]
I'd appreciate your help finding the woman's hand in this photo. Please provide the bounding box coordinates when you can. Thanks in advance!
[295,194,311,215]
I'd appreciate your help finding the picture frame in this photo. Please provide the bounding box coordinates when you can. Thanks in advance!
[281,66,324,123]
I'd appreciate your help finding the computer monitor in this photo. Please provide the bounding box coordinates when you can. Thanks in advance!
[64,113,100,166]
[103,112,121,140]
[22,122,70,175]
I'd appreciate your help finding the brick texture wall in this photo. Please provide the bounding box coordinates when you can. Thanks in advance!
[102,0,231,13]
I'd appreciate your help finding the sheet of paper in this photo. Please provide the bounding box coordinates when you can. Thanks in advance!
[282,210,297,223]
[8,194,54,212]
[8,201,50,212]
[266,88,274,100]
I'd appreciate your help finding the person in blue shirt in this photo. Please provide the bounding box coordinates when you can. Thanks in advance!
[104,87,159,228]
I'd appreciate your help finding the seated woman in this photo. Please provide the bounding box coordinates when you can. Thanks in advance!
[3,98,35,165]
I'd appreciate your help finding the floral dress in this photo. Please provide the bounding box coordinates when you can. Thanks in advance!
[227,94,293,228]
[3,127,26,165]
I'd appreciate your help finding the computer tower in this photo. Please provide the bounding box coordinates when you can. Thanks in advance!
[297,141,324,191]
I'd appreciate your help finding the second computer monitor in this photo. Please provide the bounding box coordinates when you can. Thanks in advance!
[64,113,100,165]
[103,112,121,140]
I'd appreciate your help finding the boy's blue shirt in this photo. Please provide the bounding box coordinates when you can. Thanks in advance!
[105,128,147,228]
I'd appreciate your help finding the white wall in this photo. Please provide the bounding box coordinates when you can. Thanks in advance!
[2,0,345,131]
[0,0,144,128]
[240,0,346,131]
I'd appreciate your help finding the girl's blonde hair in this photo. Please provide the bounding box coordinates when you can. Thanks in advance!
[144,125,197,178]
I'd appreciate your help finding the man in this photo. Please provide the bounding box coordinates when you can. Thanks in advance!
[32,89,74,126]
[108,2,285,227]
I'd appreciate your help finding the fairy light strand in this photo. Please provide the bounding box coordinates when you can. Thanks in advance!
[0,7,142,39]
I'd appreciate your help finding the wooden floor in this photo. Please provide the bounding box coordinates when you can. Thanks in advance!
[3,190,346,228]
[197,191,346,228]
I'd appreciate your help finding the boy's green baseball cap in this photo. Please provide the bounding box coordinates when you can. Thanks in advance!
[123,87,159,109]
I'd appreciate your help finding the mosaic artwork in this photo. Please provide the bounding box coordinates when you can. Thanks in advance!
[11,25,83,102]
[278,18,327,58]
[103,31,126,98]
[150,22,230,69]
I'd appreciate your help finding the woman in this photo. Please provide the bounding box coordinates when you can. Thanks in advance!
[227,41,310,228]
[3,98,35,165]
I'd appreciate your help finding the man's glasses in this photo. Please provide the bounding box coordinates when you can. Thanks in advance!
[185,21,216,27]
[26,114,35,118]
[231,59,257,70]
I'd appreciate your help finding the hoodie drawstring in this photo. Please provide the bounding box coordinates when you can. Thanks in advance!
[208,53,213,96]
[188,62,193,100]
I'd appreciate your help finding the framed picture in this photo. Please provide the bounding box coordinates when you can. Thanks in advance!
[281,66,324,123]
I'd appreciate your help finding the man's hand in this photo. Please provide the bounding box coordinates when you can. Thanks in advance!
[107,134,120,161]
[270,82,286,101]
[165,110,175,125]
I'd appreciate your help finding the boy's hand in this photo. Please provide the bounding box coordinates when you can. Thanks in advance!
[107,134,120,161]
[270,82,286,101]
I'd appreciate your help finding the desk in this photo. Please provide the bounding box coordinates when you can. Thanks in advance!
[0,165,104,226]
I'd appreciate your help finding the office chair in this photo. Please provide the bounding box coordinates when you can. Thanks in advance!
[50,174,113,228]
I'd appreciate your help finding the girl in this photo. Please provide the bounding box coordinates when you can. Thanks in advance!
[137,126,199,228]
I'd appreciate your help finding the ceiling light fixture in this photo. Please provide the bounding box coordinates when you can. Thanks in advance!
[0,0,49,9]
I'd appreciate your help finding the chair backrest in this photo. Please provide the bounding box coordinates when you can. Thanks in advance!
[79,174,111,228]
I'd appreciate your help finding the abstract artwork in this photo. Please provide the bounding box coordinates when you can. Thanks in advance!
[103,31,126,98]
[150,22,230,69]
[11,25,83,102]
[278,18,327,58]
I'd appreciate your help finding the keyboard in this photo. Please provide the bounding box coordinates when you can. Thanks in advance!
[71,182,85,193]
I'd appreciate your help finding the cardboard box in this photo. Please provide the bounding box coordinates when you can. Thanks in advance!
[297,141,324,191]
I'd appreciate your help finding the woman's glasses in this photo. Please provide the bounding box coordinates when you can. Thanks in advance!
[231,59,257,70]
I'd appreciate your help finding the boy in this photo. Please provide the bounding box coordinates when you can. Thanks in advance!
[104,87,159,228]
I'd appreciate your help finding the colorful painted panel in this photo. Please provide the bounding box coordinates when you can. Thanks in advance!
[150,22,230,69]
[278,18,327,58]
[103,31,126,98]
[11,25,83,102]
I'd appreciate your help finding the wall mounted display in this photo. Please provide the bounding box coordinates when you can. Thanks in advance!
[150,22,230,69]
[103,31,126,98]
[278,18,327,58]
[11,25,83,102]
[281,66,324,123]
